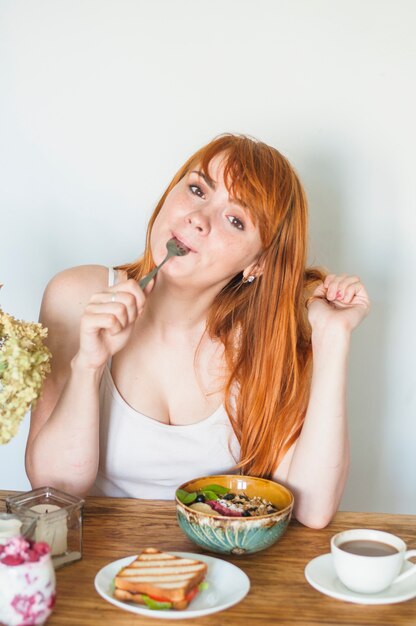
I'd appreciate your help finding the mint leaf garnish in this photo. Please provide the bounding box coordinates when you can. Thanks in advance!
[203,484,229,495]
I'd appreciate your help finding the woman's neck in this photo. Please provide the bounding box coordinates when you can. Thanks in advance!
[139,278,218,338]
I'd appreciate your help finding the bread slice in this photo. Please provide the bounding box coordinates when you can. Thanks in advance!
[113,588,190,611]
[114,548,207,609]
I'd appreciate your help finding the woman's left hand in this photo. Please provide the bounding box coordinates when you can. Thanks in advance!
[307,274,370,334]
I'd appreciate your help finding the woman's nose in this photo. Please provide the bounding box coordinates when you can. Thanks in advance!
[185,208,211,234]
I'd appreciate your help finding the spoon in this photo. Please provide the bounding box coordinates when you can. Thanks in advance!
[139,238,189,290]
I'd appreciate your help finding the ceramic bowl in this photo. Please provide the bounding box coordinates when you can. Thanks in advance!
[175,474,294,555]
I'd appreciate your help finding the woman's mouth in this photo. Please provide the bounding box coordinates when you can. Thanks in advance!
[171,233,196,253]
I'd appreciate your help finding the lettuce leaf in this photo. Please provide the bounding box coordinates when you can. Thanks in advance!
[198,581,209,591]
[141,595,172,610]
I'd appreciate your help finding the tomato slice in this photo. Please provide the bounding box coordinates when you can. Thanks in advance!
[184,586,199,602]
[146,585,200,604]
[146,593,171,602]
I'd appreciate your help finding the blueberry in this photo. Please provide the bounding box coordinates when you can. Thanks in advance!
[195,494,206,503]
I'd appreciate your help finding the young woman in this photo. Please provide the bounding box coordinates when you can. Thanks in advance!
[25,134,370,528]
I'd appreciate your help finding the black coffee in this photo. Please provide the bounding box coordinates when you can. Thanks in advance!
[339,539,398,557]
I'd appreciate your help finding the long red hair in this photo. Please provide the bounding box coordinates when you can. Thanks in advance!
[116,134,324,476]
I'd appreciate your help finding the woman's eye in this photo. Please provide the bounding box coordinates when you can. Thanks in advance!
[227,215,245,230]
[189,184,205,199]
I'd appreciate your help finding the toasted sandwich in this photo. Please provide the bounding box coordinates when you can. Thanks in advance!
[114,548,208,610]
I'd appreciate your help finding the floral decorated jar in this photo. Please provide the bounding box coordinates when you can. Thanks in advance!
[0,536,56,626]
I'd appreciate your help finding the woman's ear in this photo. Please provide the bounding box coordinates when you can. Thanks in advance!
[242,258,265,282]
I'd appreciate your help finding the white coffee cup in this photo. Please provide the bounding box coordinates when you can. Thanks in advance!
[331,528,416,594]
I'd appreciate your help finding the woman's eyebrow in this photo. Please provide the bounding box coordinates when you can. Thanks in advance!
[191,170,216,190]
[190,169,246,211]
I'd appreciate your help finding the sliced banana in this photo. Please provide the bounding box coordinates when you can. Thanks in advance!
[189,502,217,515]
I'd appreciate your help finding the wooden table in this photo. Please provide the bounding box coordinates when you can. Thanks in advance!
[1,492,415,626]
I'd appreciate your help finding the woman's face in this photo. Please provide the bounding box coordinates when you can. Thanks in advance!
[150,154,263,290]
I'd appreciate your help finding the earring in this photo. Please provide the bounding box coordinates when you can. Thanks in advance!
[242,275,256,284]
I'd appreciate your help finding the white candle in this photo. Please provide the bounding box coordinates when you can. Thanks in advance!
[31,504,68,556]
[0,519,22,545]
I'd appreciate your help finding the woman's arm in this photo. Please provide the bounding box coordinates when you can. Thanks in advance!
[273,274,370,528]
[25,266,146,497]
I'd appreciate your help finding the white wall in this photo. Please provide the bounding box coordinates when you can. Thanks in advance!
[0,0,415,513]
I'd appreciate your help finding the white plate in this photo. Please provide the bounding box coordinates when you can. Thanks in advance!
[94,551,250,619]
[305,553,416,605]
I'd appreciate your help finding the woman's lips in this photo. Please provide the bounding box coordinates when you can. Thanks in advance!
[171,232,197,253]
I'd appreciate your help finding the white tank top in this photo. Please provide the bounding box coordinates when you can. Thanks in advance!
[89,268,240,499]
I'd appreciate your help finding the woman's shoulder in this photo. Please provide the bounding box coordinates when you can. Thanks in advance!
[40,264,117,325]
[44,264,109,298]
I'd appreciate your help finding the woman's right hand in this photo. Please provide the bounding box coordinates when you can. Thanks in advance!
[75,279,151,370]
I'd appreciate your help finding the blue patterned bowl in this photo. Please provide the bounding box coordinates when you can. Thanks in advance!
[175,475,294,555]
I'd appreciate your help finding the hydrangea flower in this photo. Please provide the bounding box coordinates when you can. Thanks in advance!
[0,288,51,444]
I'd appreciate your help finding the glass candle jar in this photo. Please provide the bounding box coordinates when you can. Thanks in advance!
[0,537,56,626]
[6,486,84,569]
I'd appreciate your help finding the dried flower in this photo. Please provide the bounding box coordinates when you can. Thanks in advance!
[0,297,51,444]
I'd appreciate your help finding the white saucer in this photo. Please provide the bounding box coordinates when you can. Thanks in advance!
[95,551,250,619]
[305,553,416,605]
